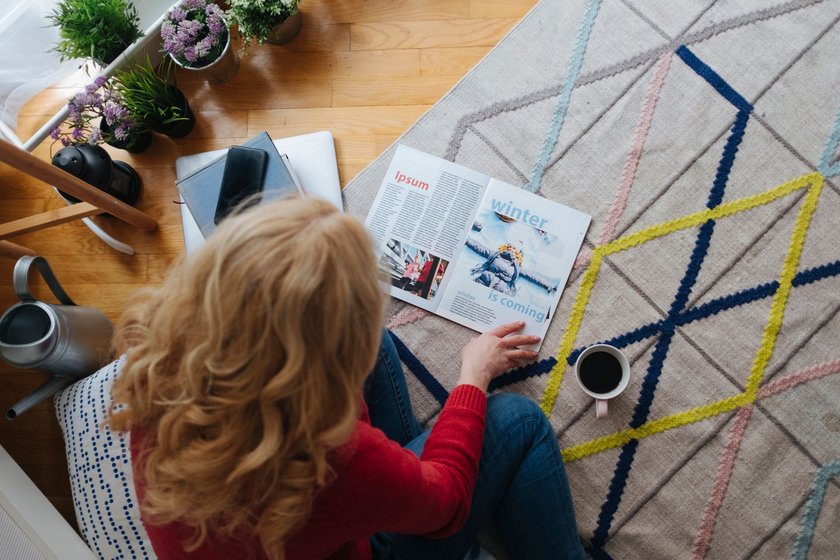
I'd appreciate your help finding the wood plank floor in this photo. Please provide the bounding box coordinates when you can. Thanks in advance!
[0,0,538,527]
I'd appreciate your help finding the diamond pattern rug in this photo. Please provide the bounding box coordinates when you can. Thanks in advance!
[343,1,840,557]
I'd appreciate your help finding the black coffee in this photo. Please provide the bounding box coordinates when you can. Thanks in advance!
[579,351,623,395]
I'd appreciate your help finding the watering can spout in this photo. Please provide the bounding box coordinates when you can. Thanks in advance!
[6,375,75,420]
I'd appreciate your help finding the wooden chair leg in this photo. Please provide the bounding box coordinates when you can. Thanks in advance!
[0,139,157,232]
[0,240,37,259]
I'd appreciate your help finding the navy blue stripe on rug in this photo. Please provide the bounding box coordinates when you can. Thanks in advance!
[389,332,449,406]
[591,439,639,549]
[631,223,722,428]
[568,322,664,365]
[567,258,840,366]
[706,109,751,208]
[590,55,751,551]
[583,546,613,560]
[676,45,752,113]
[589,546,616,560]
[489,357,558,392]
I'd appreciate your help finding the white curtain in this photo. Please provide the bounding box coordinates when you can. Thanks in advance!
[0,0,80,141]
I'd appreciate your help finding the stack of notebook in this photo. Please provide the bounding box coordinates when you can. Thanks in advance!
[175,131,343,254]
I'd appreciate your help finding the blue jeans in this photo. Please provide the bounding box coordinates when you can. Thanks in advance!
[365,331,586,560]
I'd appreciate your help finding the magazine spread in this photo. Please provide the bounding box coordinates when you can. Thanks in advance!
[365,145,591,350]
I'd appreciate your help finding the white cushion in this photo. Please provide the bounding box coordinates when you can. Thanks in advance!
[54,357,156,560]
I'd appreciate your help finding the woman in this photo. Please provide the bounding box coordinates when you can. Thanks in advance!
[109,197,584,560]
[398,255,420,290]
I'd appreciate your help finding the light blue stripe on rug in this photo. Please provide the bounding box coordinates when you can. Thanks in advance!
[791,459,840,560]
[526,0,602,192]
[818,102,840,177]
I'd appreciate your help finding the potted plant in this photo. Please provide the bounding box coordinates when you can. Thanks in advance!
[49,0,143,65]
[228,0,302,47]
[113,58,196,138]
[50,76,152,153]
[161,0,239,83]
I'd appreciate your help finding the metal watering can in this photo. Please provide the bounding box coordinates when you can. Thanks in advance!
[0,256,113,420]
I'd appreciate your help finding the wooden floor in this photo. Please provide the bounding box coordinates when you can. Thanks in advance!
[0,0,538,527]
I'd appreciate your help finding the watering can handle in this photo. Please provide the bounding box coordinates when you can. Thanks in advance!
[13,256,76,305]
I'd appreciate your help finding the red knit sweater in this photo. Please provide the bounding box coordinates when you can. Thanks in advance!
[131,384,487,559]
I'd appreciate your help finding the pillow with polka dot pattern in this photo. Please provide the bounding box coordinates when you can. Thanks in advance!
[54,357,156,560]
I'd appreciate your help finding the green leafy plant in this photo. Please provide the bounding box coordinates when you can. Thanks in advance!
[228,0,300,48]
[49,0,144,64]
[112,57,189,130]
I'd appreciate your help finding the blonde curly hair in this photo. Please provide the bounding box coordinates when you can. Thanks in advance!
[108,197,385,559]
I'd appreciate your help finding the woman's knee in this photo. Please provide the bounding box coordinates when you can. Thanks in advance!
[485,393,551,437]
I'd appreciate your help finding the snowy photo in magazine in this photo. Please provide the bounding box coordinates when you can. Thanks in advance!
[462,206,564,323]
[435,179,589,350]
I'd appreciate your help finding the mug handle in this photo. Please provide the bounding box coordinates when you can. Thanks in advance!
[595,399,608,418]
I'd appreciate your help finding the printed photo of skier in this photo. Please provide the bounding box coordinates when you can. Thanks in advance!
[463,209,564,301]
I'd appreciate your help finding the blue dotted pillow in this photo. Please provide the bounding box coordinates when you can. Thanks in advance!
[54,357,155,560]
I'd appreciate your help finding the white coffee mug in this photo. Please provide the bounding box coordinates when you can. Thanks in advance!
[574,344,631,418]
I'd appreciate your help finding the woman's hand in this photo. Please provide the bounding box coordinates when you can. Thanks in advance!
[458,321,540,392]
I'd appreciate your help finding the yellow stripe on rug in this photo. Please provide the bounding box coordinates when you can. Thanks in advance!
[556,173,825,462]
[541,171,821,415]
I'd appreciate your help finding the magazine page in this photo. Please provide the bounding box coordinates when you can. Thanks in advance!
[365,145,491,312]
[436,179,591,349]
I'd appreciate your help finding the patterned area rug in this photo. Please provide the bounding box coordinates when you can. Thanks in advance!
[343,1,840,558]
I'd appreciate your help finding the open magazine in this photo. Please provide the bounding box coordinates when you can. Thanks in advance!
[365,145,591,350]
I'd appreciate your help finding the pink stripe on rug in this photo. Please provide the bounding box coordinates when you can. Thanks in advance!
[387,306,429,329]
[757,359,840,400]
[573,52,674,271]
[389,55,675,330]
[691,404,754,560]
[691,359,840,559]
[597,52,674,247]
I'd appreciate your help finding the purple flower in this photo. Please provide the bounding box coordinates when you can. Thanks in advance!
[161,1,227,65]
[207,17,223,35]
[182,0,206,10]
[182,19,203,38]
[169,7,186,22]
[195,36,218,58]
[82,77,107,95]
[53,74,139,148]
[72,91,103,109]
[161,21,176,41]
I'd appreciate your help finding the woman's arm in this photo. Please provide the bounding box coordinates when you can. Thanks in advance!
[328,322,539,538]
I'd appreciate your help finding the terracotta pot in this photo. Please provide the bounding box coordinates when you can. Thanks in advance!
[266,11,302,45]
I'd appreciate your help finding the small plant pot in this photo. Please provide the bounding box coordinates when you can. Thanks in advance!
[170,24,239,84]
[95,44,125,67]
[154,91,196,138]
[266,11,303,45]
[100,121,153,153]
